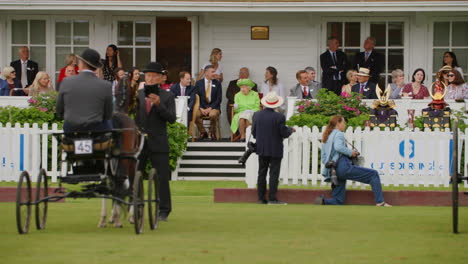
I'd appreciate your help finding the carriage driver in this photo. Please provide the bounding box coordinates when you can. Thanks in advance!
[56,48,113,133]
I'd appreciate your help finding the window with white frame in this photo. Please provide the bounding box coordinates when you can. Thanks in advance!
[432,21,468,81]
[54,19,90,81]
[10,19,47,71]
[326,22,361,67]
[370,21,405,85]
[116,20,152,69]
[326,20,405,86]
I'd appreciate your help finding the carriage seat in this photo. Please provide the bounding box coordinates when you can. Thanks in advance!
[61,132,114,153]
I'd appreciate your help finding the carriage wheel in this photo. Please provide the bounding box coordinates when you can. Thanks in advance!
[35,169,48,230]
[133,171,144,234]
[16,171,32,234]
[452,121,459,234]
[148,168,160,230]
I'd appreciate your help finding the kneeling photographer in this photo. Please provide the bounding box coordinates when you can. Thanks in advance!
[316,115,391,207]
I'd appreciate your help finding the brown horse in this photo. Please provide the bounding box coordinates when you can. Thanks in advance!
[98,77,142,228]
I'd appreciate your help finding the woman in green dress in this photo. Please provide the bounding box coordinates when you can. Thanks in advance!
[230,79,260,141]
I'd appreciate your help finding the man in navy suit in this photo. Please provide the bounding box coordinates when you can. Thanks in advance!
[194,65,222,140]
[353,37,384,84]
[252,92,294,205]
[170,71,196,123]
[351,67,378,99]
[320,37,347,95]
[10,46,39,88]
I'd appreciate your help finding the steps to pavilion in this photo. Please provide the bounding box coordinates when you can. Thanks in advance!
[176,142,246,180]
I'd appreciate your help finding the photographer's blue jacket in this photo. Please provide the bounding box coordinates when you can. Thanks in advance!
[321,129,353,179]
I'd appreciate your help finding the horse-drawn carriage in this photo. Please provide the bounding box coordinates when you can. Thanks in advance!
[15,113,159,235]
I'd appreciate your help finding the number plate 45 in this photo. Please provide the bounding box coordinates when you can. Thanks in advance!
[74,139,93,154]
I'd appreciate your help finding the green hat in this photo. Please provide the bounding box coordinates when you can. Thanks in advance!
[237,79,255,88]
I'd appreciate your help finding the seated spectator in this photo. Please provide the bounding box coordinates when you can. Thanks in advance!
[0,66,24,96]
[442,51,464,79]
[402,68,429,99]
[341,70,358,95]
[260,66,286,112]
[27,71,54,97]
[56,65,77,91]
[305,66,321,92]
[437,65,452,87]
[230,79,260,142]
[351,68,377,99]
[57,54,78,85]
[290,70,318,99]
[226,67,258,124]
[10,46,39,88]
[389,69,405,99]
[195,65,222,141]
[160,70,173,90]
[446,69,468,100]
[170,71,196,123]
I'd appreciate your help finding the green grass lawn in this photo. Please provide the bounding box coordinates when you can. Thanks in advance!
[1,181,468,264]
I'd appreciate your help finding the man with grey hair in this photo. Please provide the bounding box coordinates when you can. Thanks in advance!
[226,67,258,124]
[305,66,321,92]
[353,36,384,84]
[10,46,39,88]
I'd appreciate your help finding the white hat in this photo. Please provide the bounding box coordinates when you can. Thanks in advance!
[261,91,284,109]
[357,67,370,77]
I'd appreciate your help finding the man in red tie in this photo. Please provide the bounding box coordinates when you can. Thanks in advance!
[136,62,176,222]
[289,70,318,99]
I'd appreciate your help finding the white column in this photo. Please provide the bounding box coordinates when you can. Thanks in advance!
[188,16,199,79]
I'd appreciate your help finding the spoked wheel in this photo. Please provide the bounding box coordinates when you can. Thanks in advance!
[35,169,48,230]
[452,121,459,234]
[16,171,32,234]
[148,168,160,230]
[133,171,144,234]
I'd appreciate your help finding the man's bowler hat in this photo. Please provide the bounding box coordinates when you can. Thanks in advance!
[143,62,164,73]
[76,48,103,69]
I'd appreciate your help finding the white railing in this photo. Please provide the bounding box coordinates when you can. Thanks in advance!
[0,96,188,182]
[286,97,468,126]
[245,126,468,189]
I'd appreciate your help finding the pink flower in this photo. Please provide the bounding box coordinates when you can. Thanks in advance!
[315,103,320,107]
[340,92,351,98]
[298,105,305,112]
[356,110,361,115]
[28,98,38,104]
[306,101,312,106]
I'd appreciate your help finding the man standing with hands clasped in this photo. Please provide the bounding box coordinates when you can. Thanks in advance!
[136,62,176,222]
[252,92,295,205]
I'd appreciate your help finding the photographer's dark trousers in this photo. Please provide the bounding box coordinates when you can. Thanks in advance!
[138,144,172,217]
[257,156,282,201]
[324,156,384,205]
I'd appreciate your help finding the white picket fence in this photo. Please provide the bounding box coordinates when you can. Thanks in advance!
[0,96,188,182]
[245,126,468,189]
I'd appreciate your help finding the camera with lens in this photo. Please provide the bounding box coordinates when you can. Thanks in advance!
[325,160,339,186]
[238,141,256,166]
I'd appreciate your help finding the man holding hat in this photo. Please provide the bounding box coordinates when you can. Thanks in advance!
[351,67,378,99]
[136,61,176,222]
[56,48,113,132]
[252,92,294,205]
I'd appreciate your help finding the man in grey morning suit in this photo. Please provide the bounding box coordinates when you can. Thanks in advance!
[56,48,113,132]
[290,70,319,99]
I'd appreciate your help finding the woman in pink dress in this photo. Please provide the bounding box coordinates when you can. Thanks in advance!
[402,68,430,99]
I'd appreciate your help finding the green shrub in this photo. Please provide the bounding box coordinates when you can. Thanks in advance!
[287,89,371,128]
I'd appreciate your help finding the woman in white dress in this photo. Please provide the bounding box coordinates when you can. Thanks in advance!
[197,48,223,83]
[259,66,286,113]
